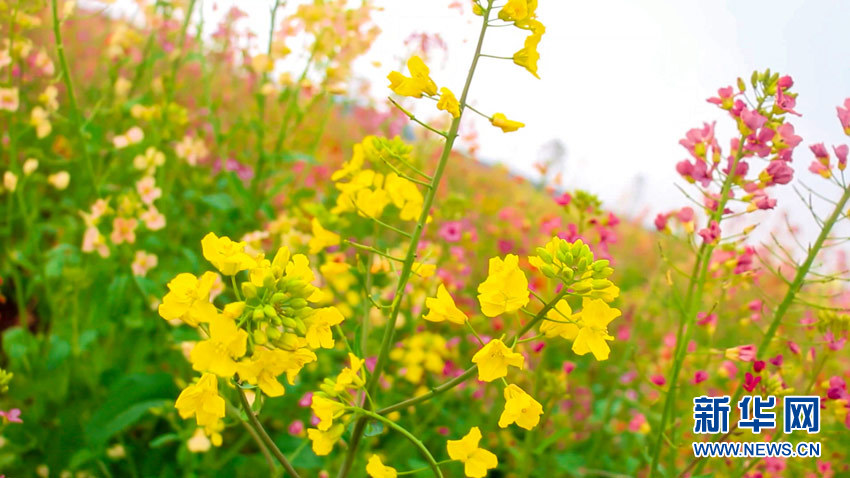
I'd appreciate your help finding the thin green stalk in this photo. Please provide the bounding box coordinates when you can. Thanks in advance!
[238,388,301,478]
[227,402,277,476]
[335,3,496,476]
[346,407,444,478]
[50,0,95,192]
[649,132,748,476]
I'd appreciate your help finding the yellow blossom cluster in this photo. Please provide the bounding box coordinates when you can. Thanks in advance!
[161,232,347,445]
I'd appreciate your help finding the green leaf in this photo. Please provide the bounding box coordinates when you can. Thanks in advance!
[201,193,236,211]
[85,372,177,447]
[364,421,384,437]
[149,433,180,449]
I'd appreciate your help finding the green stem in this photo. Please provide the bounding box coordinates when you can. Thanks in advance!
[335,4,496,476]
[237,388,301,478]
[227,402,277,476]
[346,407,444,478]
[50,0,95,193]
[649,130,749,476]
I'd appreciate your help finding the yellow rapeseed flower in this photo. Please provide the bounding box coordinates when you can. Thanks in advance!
[307,423,345,456]
[158,272,218,326]
[308,218,341,254]
[477,254,529,317]
[539,299,579,340]
[446,427,498,478]
[201,232,256,276]
[490,113,525,133]
[190,314,248,377]
[437,87,460,118]
[175,373,225,430]
[424,284,468,324]
[311,395,347,431]
[498,384,543,430]
[236,347,300,397]
[304,306,345,349]
[572,298,621,361]
[366,455,397,478]
[387,56,438,98]
[471,339,524,382]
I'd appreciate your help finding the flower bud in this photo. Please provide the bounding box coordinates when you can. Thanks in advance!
[535,248,553,264]
[263,304,278,319]
[252,308,265,321]
[242,282,258,299]
[253,329,268,345]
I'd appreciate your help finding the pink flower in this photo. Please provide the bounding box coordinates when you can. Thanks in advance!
[825,332,846,351]
[787,341,801,355]
[734,247,755,274]
[438,221,462,242]
[777,75,794,89]
[741,108,767,132]
[110,217,138,244]
[563,362,575,374]
[298,392,313,407]
[136,176,162,205]
[743,372,761,392]
[833,144,847,171]
[141,207,166,230]
[82,227,110,258]
[837,98,850,135]
[288,420,304,436]
[693,370,708,384]
[696,312,717,328]
[677,207,694,222]
[769,354,783,367]
[554,192,572,206]
[654,213,668,231]
[650,374,666,387]
[726,344,756,362]
[775,85,801,116]
[627,412,648,433]
[707,86,735,109]
[753,360,766,373]
[752,191,776,211]
[764,160,794,185]
[131,250,158,277]
[698,220,721,244]
[0,408,22,423]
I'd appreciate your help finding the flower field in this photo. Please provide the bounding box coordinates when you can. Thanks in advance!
[0,1,849,477]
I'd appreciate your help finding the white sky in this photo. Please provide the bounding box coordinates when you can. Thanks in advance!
[100,0,850,248]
